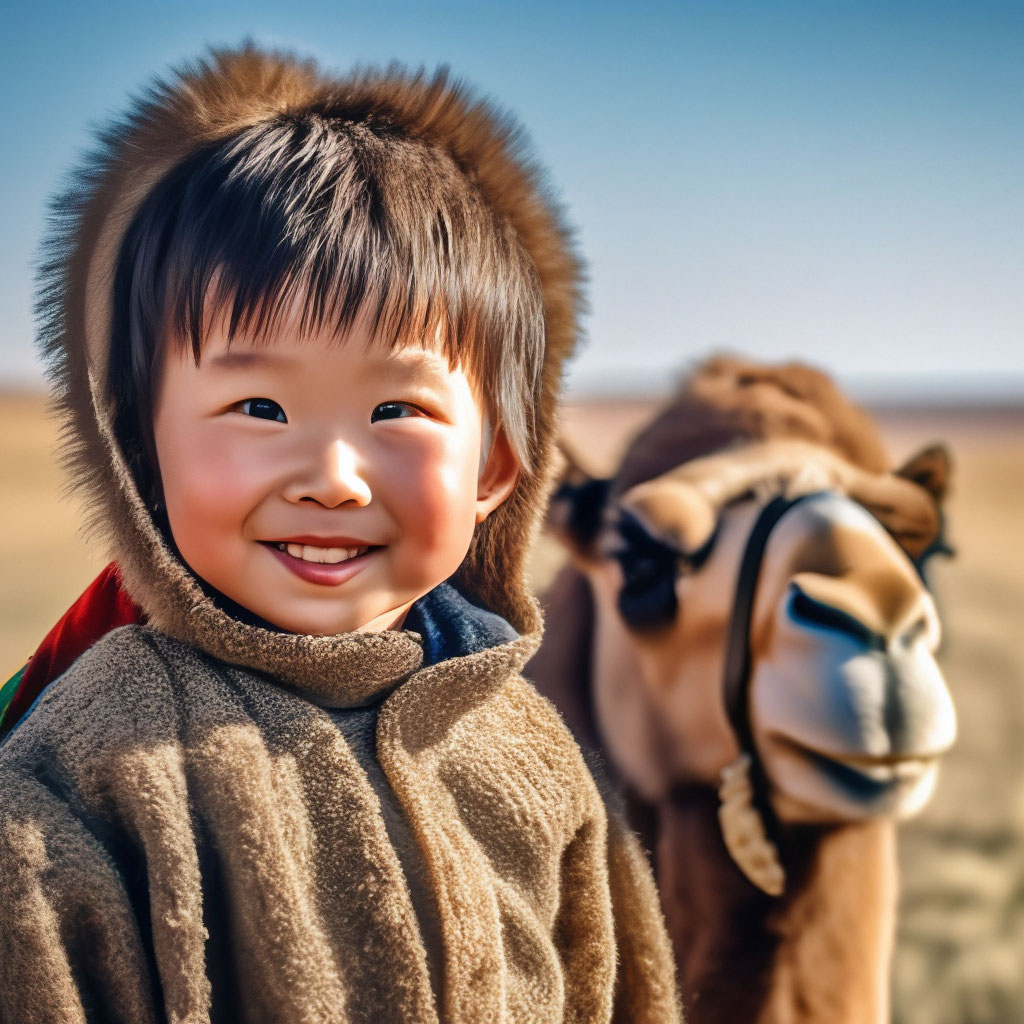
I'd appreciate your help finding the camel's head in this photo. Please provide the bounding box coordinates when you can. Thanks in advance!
[551,438,957,839]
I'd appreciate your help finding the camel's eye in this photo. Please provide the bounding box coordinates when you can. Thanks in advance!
[612,509,720,631]
[618,563,679,631]
[613,512,682,631]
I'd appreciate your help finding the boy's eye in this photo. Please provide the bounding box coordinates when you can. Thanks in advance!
[238,398,287,422]
[371,402,419,422]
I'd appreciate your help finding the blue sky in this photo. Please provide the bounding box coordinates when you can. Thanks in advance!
[2,1,1022,397]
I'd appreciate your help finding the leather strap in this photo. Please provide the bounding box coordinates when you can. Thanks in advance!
[718,492,824,830]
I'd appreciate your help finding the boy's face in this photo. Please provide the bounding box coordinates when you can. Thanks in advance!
[152,306,519,635]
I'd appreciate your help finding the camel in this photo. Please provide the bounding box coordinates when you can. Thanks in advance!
[528,357,957,1023]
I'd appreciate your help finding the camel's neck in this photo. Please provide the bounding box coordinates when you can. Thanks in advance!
[655,789,897,1024]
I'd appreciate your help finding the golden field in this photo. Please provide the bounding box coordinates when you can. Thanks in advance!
[1,391,1022,1022]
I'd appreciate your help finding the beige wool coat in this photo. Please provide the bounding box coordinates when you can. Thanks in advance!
[0,47,681,1024]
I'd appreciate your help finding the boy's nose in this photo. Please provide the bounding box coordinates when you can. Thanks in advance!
[283,439,372,508]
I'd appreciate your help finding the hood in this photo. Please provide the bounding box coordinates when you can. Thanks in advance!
[38,45,582,672]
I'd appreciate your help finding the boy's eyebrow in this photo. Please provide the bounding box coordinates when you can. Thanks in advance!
[379,347,451,377]
[207,350,292,369]
[205,342,455,383]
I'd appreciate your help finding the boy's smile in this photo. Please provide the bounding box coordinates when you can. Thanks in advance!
[152,307,519,635]
[263,539,375,583]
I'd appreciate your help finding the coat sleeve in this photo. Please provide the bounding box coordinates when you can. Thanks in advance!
[578,746,682,1024]
[553,740,683,1024]
[604,804,684,1023]
[0,762,161,1024]
[0,628,217,1024]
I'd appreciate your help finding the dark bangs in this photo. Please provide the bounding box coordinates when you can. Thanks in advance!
[109,113,544,501]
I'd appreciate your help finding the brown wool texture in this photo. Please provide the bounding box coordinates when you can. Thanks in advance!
[0,46,682,1023]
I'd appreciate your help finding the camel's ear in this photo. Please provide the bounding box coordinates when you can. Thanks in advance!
[546,438,611,556]
[896,444,952,506]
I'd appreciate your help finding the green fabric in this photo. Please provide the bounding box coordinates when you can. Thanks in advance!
[0,664,26,732]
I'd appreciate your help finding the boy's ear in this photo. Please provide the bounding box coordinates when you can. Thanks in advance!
[475,429,520,523]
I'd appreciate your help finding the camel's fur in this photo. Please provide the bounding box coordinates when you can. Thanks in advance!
[529,356,954,1023]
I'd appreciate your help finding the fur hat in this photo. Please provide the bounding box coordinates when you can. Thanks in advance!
[38,44,584,639]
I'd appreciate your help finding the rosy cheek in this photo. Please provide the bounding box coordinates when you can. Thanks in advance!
[384,435,478,565]
[158,426,272,564]
[163,432,227,497]
[193,442,260,502]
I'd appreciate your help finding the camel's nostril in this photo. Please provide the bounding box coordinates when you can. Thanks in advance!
[787,583,886,651]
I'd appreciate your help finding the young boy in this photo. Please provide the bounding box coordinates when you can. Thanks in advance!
[0,46,680,1023]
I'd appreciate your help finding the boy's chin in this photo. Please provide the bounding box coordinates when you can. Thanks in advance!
[239,600,414,637]
[300,605,415,636]
[192,573,416,636]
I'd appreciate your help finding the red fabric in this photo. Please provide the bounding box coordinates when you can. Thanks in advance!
[2,563,144,735]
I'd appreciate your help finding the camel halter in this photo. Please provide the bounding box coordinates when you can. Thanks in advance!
[723,493,818,768]
[715,491,823,897]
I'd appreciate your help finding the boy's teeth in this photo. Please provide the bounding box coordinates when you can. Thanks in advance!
[281,543,368,564]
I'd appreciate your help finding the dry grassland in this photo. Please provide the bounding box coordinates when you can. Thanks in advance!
[2,392,1022,1022]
